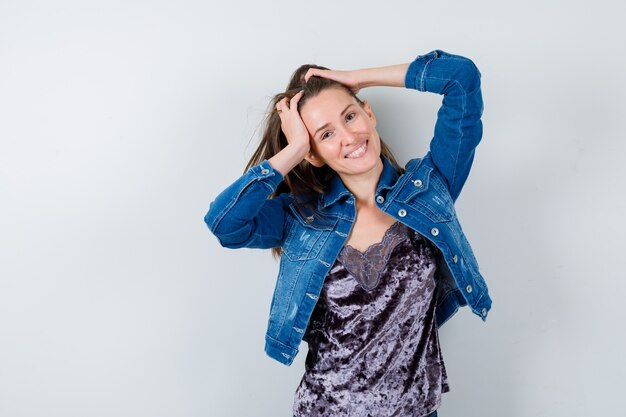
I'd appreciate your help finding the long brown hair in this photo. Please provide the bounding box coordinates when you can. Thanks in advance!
[246,64,404,258]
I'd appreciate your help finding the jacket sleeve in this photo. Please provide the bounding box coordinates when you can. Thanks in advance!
[404,50,484,202]
[203,159,288,249]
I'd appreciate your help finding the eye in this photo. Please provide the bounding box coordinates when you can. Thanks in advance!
[321,131,333,141]
[346,112,356,121]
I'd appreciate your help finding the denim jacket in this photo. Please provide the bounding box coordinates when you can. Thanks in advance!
[204,50,492,366]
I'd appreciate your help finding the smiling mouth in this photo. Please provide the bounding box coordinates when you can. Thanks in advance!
[345,140,368,158]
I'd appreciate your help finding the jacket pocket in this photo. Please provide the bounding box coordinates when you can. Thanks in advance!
[395,163,456,223]
[281,205,338,261]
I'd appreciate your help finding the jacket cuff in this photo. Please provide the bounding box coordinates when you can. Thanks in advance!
[247,159,285,191]
[404,50,441,91]
[265,334,298,366]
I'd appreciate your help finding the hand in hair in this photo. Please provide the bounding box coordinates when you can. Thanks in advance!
[274,90,311,154]
[305,63,410,92]
[304,68,362,94]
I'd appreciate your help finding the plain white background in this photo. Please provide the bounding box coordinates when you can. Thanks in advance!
[1,1,624,416]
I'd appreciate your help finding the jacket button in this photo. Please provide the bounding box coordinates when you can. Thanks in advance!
[306,215,314,223]
[452,255,458,263]
[413,179,423,187]
[376,195,385,204]
[261,168,269,174]
[431,227,439,236]
[466,284,472,293]
[481,308,487,316]
[398,209,407,217]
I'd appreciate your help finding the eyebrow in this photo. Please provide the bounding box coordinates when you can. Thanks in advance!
[313,104,354,138]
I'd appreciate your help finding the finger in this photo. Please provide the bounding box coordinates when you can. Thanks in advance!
[304,69,319,82]
[275,97,288,114]
[289,90,305,109]
[305,68,326,82]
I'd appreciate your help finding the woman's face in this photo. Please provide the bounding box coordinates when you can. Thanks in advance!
[300,87,382,178]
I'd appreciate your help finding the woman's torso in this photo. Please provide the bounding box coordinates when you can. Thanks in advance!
[293,221,449,417]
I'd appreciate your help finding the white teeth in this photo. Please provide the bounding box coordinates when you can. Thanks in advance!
[345,142,367,158]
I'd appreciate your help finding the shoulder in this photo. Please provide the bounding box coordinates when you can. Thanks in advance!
[395,153,455,202]
[404,153,449,187]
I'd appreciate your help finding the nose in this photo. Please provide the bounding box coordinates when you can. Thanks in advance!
[340,125,357,146]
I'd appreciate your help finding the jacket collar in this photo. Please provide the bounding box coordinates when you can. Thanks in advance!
[320,155,400,209]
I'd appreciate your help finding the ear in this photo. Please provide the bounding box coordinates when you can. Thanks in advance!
[362,100,377,127]
[304,149,326,168]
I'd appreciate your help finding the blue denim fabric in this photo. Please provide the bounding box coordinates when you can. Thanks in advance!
[204,50,492,366]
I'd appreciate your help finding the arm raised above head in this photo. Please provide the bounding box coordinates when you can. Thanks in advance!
[405,50,483,202]
[304,50,483,202]
[304,63,410,93]
[204,159,288,249]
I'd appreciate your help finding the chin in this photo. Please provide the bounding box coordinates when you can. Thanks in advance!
[340,156,382,176]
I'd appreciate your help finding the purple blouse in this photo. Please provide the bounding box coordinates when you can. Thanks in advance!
[293,221,449,417]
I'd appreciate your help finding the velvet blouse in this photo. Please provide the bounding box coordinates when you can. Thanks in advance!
[293,221,449,417]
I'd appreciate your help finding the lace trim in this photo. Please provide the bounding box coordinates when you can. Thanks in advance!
[339,221,412,291]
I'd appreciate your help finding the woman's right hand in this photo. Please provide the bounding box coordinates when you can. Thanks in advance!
[268,90,313,177]
[275,90,310,153]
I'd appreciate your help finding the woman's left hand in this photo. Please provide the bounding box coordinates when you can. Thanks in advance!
[304,68,363,94]
[305,64,410,92]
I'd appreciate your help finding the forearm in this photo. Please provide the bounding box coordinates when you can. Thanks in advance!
[268,143,309,177]
[356,63,410,89]
[204,160,286,248]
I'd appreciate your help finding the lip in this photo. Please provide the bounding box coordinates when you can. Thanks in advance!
[344,140,368,159]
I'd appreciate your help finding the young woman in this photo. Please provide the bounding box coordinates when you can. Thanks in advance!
[204,49,492,417]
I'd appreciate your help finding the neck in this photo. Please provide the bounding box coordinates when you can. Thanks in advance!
[338,157,384,209]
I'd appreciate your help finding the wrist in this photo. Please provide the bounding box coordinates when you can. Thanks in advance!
[268,143,310,177]
[285,142,310,159]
